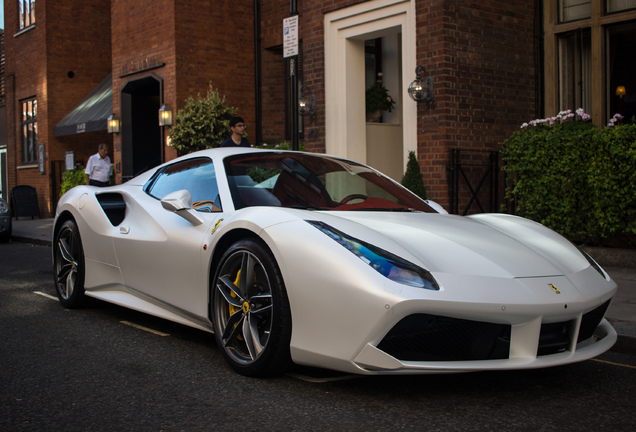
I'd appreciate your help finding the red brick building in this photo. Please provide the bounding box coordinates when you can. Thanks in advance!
[3,1,636,217]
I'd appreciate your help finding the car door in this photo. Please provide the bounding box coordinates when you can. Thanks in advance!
[113,157,223,320]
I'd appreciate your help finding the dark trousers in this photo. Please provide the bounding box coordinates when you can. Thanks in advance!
[89,179,109,187]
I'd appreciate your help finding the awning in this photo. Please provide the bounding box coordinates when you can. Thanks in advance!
[54,73,113,137]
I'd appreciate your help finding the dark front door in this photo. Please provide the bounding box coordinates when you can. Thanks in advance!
[121,77,162,180]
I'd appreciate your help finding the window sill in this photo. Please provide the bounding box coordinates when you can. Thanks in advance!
[18,163,38,170]
[14,24,36,38]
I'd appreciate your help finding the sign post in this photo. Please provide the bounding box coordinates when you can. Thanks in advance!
[284,2,299,151]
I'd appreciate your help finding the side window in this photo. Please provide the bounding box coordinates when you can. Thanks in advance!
[145,158,222,212]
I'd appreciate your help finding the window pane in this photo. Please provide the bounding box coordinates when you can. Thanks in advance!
[560,0,591,22]
[608,23,636,122]
[147,158,221,212]
[21,98,38,163]
[608,0,636,12]
[558,30,592,112]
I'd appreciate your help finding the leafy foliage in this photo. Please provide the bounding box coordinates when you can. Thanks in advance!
[401,151,428,200]
[365,73,396,113]
[60,168,87,196]
[170,86,237,156]
[502,111,636,243]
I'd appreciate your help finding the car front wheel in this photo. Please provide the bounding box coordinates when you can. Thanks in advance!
[211,238,291,376]
[53,219,86,308]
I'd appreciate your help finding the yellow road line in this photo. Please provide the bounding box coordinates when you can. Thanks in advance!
[592,358,636,369]
[120,321,170,337]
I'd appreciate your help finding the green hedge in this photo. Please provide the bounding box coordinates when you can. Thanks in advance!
[501,111,636,243]
[60,168,86,196]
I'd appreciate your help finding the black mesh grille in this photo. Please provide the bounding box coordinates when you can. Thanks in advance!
[377,314,511,361]
[536,299,611,356]
[538,321,571,356]
[578,300,611,343]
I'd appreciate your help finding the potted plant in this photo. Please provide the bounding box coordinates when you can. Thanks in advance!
[365,72,396,122]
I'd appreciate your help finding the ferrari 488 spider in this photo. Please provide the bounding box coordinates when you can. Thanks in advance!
[53,148,617,376]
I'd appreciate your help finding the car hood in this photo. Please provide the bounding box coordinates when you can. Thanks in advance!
[320,211,589,279]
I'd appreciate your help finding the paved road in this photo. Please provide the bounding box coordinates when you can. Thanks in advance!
[1,242,635,431]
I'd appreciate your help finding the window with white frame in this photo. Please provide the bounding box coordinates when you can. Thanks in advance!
[21,98,37,164]
[19,1,35,30]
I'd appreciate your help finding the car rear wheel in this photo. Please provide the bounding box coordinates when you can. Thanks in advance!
[211,238,291,376]
[53,219,87,308]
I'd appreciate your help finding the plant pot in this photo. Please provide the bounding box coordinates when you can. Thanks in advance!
[366,110,383,122]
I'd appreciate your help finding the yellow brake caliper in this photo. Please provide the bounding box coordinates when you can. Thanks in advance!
[228,270,244,341]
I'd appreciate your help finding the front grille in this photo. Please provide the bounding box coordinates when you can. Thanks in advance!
[538,321,571,356]
[377,314,511,362]
[537,299,611,356]
[578,300,611,342]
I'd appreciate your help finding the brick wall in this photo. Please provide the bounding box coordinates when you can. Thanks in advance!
[261,0,537,208]
[414,0,537,205]
[4,0,111,217]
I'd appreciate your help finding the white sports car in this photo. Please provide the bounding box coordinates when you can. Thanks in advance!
[53,148,617,376]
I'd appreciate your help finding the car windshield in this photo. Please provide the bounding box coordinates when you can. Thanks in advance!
[224,152,435,212]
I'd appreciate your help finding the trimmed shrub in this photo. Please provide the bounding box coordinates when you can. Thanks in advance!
[502,110,636,243]
[170,86,237,156]
[401,151,428,200]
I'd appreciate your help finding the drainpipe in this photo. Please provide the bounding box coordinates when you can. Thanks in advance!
[254,0,262,146]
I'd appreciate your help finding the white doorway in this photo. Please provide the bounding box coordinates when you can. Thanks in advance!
[324,0,417,181]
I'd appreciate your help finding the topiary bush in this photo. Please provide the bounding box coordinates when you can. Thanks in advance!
[401,150,428,200]
[502,109,636,244]
[169,86,237,156]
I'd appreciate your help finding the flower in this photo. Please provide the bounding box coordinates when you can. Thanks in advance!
[365,73,396,113]
[607,113,624,127]
[520,108,592,128]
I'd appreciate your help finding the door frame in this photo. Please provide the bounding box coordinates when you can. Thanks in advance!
[324,0,417,169]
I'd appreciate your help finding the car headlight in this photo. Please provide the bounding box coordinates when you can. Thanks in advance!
[0,200,9,215]
[306,220,439,290]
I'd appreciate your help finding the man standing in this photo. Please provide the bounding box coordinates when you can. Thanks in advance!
[85,143,112,187]
[220,117,251,147]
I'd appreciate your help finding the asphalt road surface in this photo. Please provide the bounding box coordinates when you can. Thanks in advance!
[1,241,635,431]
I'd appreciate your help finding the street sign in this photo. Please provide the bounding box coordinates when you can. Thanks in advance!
[283,16,299,58]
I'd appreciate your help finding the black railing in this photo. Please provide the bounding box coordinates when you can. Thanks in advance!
[449,149,500,215]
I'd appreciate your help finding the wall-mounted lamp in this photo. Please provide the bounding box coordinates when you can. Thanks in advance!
[298,85,316,119]
[408,65,435,110]
[158,104,173,127]
[107,113,120,133]
[616,86,626,99]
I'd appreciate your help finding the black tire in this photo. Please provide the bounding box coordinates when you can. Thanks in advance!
[211,238,292,376]
[53,219,87,308]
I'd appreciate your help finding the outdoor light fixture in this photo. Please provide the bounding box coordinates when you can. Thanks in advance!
[298,84,316,118]
[616,86,626,99]
[158,104,173,126]
[408,65,435,110]
[107,114,120,133]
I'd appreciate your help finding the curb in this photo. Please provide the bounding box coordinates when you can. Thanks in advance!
[10,236,52,247]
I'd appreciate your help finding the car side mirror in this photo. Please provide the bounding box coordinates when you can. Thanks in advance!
[161,189,204,226]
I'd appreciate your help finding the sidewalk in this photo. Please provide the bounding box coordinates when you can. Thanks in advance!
[9,217,636,348]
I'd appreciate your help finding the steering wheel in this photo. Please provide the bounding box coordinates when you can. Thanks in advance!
[338,194,368,205]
